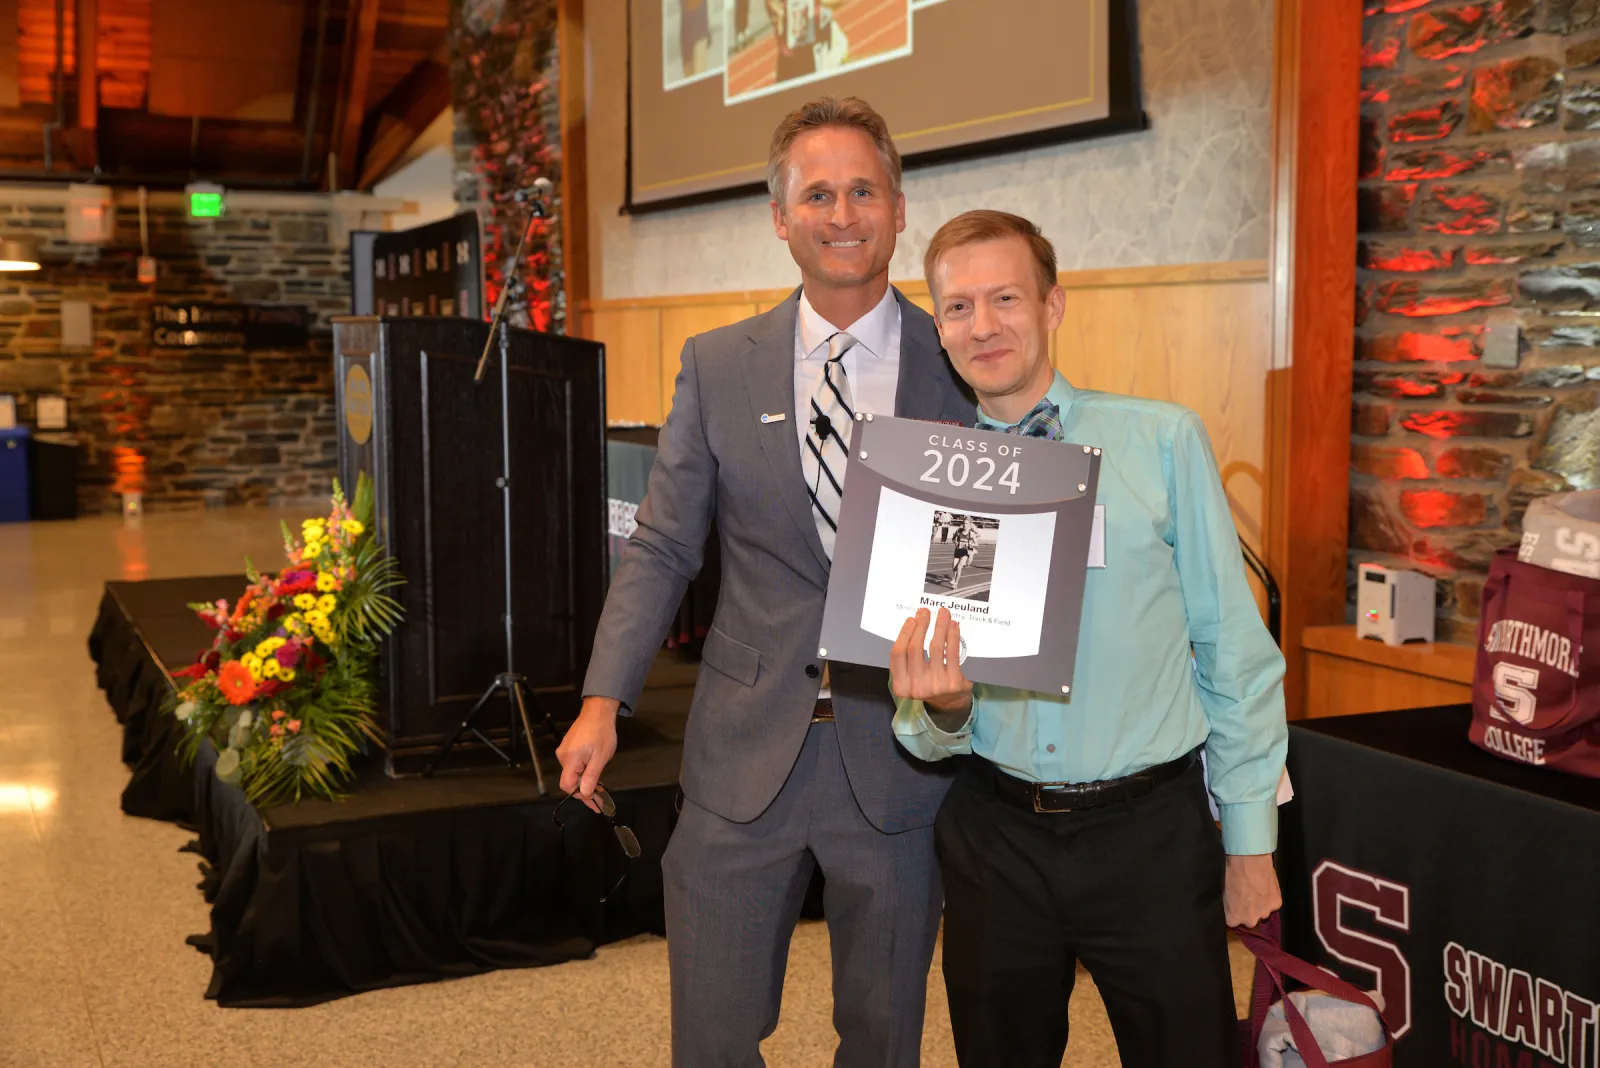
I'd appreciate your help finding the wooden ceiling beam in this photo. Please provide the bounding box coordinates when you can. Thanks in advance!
[355,45,449,189]
[65,0,98,167]
[332,0,380,189]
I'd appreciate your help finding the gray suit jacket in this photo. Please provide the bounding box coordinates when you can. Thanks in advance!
[583,287,976,832]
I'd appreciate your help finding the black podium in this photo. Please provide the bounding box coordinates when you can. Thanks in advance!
[331,316,607,774]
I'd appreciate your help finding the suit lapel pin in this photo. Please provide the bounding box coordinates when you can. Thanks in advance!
[760,413,787,423]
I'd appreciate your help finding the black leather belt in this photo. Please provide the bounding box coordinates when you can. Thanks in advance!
[811,699,834,722]
[985,749,1199,813]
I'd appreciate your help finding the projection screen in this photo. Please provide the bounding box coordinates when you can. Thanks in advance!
[628,0,1144,211]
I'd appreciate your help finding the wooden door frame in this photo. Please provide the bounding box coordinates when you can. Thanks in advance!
[1266,0,1362,718]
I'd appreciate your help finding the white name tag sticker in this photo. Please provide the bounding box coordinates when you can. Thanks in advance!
[1087,505,1106,568]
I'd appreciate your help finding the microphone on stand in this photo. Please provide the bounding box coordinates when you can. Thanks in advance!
[474,175,553,383]
[526,176,554,218]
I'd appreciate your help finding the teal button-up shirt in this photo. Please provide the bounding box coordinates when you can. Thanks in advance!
[892,372,1288,855]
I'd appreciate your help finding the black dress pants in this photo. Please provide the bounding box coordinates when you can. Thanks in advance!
[934,757,1238,1068]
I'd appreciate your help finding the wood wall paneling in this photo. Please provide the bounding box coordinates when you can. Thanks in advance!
[1053,276,1274,556]
[588,306,662,424]
[658,303,756,412]
[581,263,1279,628]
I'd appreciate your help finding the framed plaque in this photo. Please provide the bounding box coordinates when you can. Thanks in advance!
[817,414,1101,694]
[370,211,485,321]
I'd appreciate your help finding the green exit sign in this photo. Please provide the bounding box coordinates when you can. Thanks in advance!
[189,191,224,218]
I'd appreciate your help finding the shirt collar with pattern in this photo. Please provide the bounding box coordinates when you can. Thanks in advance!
[976,370,1078,430]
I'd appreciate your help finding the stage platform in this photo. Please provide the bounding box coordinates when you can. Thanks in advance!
[88,575,690,1007]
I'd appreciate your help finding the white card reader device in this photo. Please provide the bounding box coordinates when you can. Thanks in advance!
[1356,563,1436,646]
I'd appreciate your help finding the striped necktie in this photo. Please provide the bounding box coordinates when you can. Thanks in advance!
[802,330,857,559]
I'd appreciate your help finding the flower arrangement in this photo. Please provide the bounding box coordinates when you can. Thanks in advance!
[168,475,403,807]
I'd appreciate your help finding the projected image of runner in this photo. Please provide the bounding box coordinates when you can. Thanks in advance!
[664,0,726,89]
[923,511,1000,603]
[724,0,912,105]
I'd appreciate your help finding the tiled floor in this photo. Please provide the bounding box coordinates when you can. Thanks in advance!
[0,507,1252,1067]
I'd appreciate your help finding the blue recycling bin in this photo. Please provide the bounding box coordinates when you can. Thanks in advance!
[0,427,30,522]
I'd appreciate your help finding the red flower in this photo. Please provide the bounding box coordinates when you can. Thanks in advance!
[255,679,287,700]
[204,650,221,671]
[216,661,258,705]
[275,643,302,669]
[172,662,209,680]
[266,603,286,621]
[274,569,317,596]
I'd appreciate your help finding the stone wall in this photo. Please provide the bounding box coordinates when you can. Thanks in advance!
[451,0,563,332]
[0,195,349,514]
[1355,0,1600,641]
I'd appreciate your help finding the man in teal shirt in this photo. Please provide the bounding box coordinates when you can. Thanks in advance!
[890,210,1287,1067]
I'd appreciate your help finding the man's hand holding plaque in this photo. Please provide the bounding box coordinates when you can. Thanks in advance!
[890,606,974,728]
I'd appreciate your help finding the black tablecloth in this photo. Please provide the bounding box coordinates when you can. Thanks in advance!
[89,577,686,1006]
[607,427,720,649]
[1281,705,1600,1067]
[89,576,250,823]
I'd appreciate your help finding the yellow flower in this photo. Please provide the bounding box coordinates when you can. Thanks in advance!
[315,572,337,593]
[246,660,264,681]
[304,609,327,626]
[241,652,261,672]
[254,637,284,658]
[294,593,316,611]
[279,668,296,683]
[284,616,304,634]
[316,594,337,615]
[303,540,325,560]
[261,658,281,679]
[302,518,325,535]
[341,520,365,536]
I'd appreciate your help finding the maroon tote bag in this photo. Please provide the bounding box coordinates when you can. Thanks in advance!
[1470,548,1600,778]
[1237,913,1393,1068]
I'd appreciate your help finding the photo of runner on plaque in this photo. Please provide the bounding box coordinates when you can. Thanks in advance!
[923,512,999,603]
[817,413,1101,694]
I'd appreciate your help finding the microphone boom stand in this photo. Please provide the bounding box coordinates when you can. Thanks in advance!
[422,194,549,793]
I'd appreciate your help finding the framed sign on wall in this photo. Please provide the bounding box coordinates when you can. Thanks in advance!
[628,0,1145,211]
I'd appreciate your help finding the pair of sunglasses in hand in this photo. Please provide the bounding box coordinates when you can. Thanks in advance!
[552,783,642,903]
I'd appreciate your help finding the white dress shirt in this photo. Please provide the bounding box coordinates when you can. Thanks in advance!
[793,286,901,698]
[792,286,902,463]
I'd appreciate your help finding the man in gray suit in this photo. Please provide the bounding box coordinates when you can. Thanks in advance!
[556,96,973,1066]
